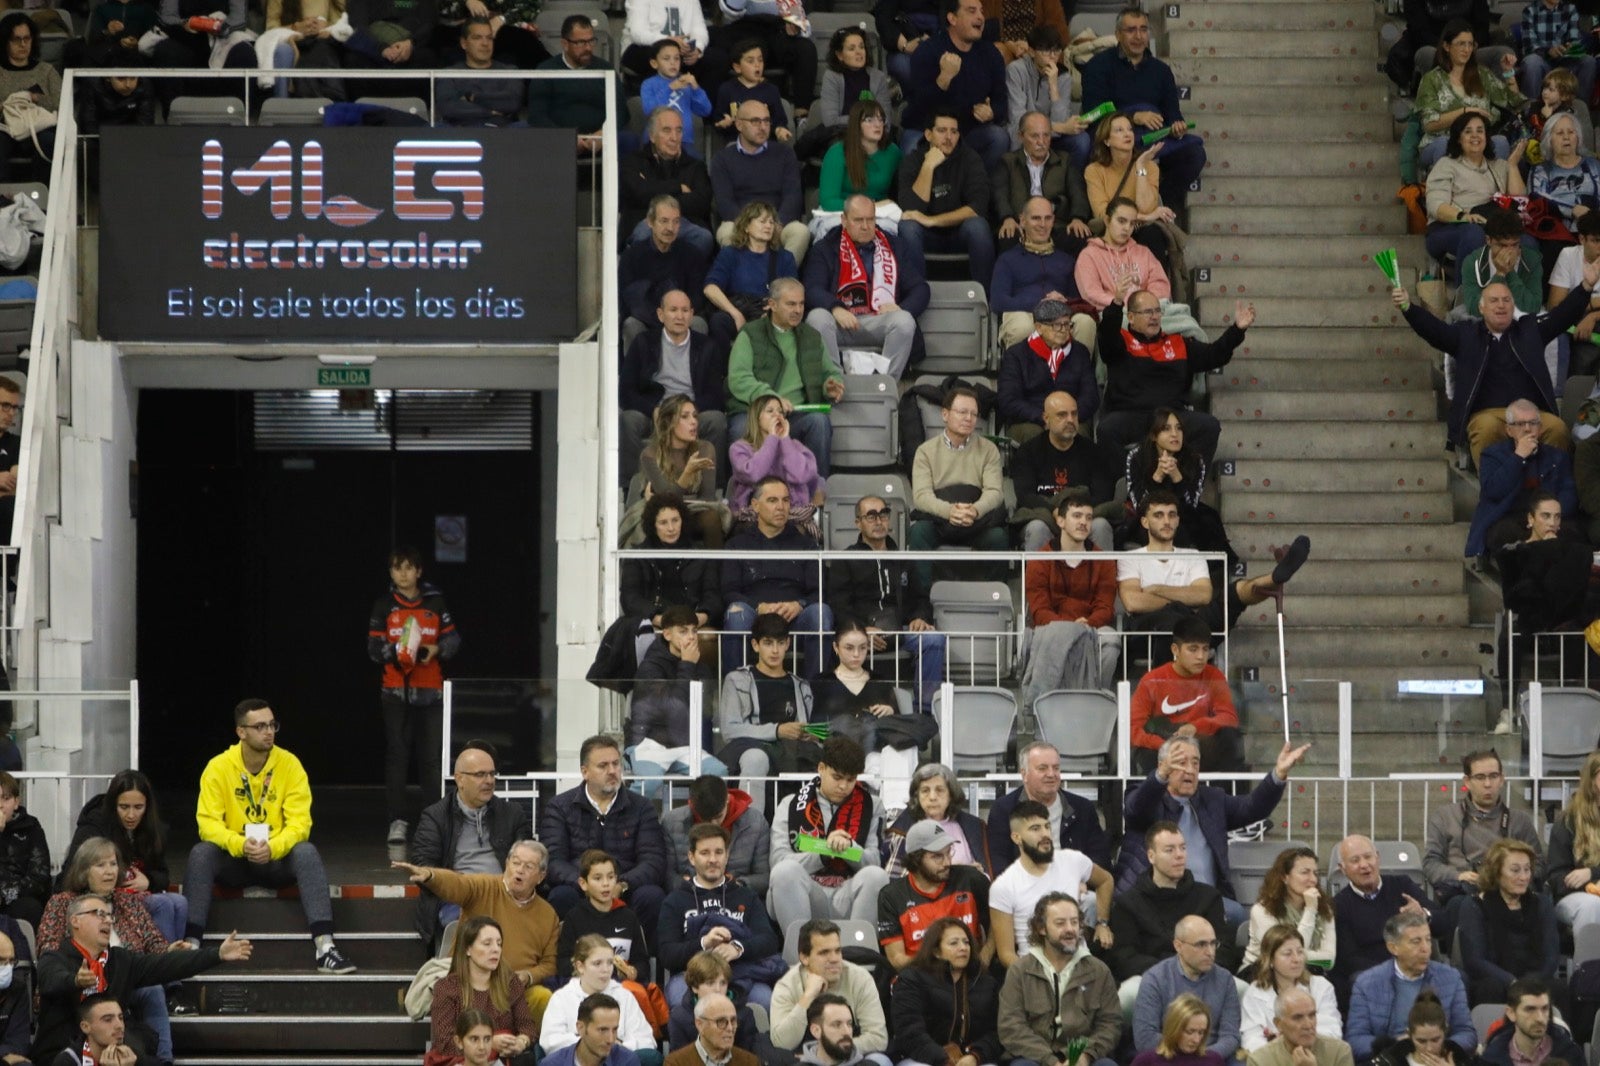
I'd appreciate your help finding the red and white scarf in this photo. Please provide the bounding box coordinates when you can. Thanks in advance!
[1026,331,1070,376]
[836,228,897,314]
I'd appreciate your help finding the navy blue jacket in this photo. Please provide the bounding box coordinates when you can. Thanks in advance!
[801,226,931,319]
[1456,890,1560,991]
[1331,875,1430,989]
[1481,1019,1583,1066]
[1466,439,1577,555]
[903,30,1008,134]
[721,524,822,608]
[538,782,669,892]
[1401,284,1589,444]
[985,786,1112,872]
[1115,771,1286,897]
[1079,48,1184,126]
[618,326,725,418]
[997,337,1100,428]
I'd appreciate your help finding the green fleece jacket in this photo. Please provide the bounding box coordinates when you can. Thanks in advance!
[726,316,841,412]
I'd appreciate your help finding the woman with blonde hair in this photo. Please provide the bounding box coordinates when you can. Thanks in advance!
[1548,749,1600,939]
[727,392,824,537]
[639,394,728,548]
[704,201,799,351]
[1130,993,1224,1066]
[1460,837,1561,1006]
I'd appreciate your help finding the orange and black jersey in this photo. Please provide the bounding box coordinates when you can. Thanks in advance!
[367,582,460,700]
[876,864,990,956]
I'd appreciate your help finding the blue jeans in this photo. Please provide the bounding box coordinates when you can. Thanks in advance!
[1055,130,1092,170]
[141,891,188,944]
[728,409,832,475]
[898,214,997,291]
[900,630,948,713]
[1520,52,1597,105]
[721,599,833,678]
[1123,101,1206,203]
[625,745,729,799]
[1425,220,1488,270]
[129,982,173,1062]
[628,217,716,262]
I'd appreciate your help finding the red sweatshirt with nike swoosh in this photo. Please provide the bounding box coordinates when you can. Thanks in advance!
[1128,662,1238,750]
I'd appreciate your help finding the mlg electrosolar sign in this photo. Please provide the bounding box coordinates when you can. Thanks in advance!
[98,127,577,342]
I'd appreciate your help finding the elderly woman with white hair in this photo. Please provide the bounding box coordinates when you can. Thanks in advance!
[1530,110,1600,278]
[881,764,993,877]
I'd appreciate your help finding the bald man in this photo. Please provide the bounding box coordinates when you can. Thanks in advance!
[1330,834,1430,1006]
[1246,988,1354,1066]
[1395,258,1599,463]
[1132,916,1239,1058]
[409,741,534,948]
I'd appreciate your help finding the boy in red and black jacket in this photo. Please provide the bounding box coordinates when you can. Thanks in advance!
[367,546,461,847]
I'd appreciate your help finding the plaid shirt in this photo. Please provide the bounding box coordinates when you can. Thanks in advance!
[1522,0,1583,54]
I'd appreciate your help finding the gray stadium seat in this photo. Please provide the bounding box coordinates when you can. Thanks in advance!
[829,373,899,470]
[1229,839,1307,907]
[781,917,879,964]
[1472,1003,1506,1049]
[1032,689,1117,773]
[1536,687,1600,775]
[919,282,991,374]
[822,472,909,549]
[930,580,1015,682]
[167,97,248,126]
[1327,839,1428,898]
[258,97,334,126]
[932,685,1017,773]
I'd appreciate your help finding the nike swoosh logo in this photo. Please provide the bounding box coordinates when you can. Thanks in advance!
[1160,696,1204,716]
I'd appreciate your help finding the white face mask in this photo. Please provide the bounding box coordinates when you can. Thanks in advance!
[0,963,16,990]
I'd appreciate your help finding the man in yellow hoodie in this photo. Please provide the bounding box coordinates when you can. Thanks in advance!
[181,698,356,974]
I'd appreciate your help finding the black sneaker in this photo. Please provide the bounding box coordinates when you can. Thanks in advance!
[315,945,357,974]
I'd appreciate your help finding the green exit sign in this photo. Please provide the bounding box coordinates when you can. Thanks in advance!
[317,367,372,387]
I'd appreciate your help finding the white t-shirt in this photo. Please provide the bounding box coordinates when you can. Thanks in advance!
[1551,243,1588,293]
[1115,545,1208,590]
[989,848,1094,955]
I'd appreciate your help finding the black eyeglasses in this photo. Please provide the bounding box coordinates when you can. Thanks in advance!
[859,508,890,520]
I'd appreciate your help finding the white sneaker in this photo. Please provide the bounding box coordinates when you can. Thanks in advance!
[1492,708,1514,735]
[386,818,408,845]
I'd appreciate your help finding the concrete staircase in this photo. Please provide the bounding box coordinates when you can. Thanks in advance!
[172,893,426,1066]
[1162,0,1498,774]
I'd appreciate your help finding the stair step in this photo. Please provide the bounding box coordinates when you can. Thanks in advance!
[1253,669,1487,709]
[1230,625,1489,668]
[1217,357,1432,391]
[1235,592,1470,626]
[1221,490,1453,525]
[1219,328,1431,362]
[1222,459,1448,494]
[1188,205,1409,237]
[1210,388,1437,420]
[1167,29,1370,59]
[1188,87,1389,115]
[1242,731,1494,771]
[1226,521,1470,559]
[203,931,424,971]
[1197,266,1411,297]
[1216,420,1447,460]
[1168,3,1375,32]
[1189,234,1424,269]
[1200,142,1397,176]
[1195,293,1410,328]
[1245,557,1463,596]
[1195,113,1393,142]
[187,969,411,1015]
[1192,177,1398,207]
[169,1015,429,1052]
[203,895,415,933]
[1171,55,1379,86]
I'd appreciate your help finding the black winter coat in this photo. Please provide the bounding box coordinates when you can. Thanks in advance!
[64,792,171,893]
[890,965,1003,1066]
[538,783,668,891]
[620,534,723,624]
